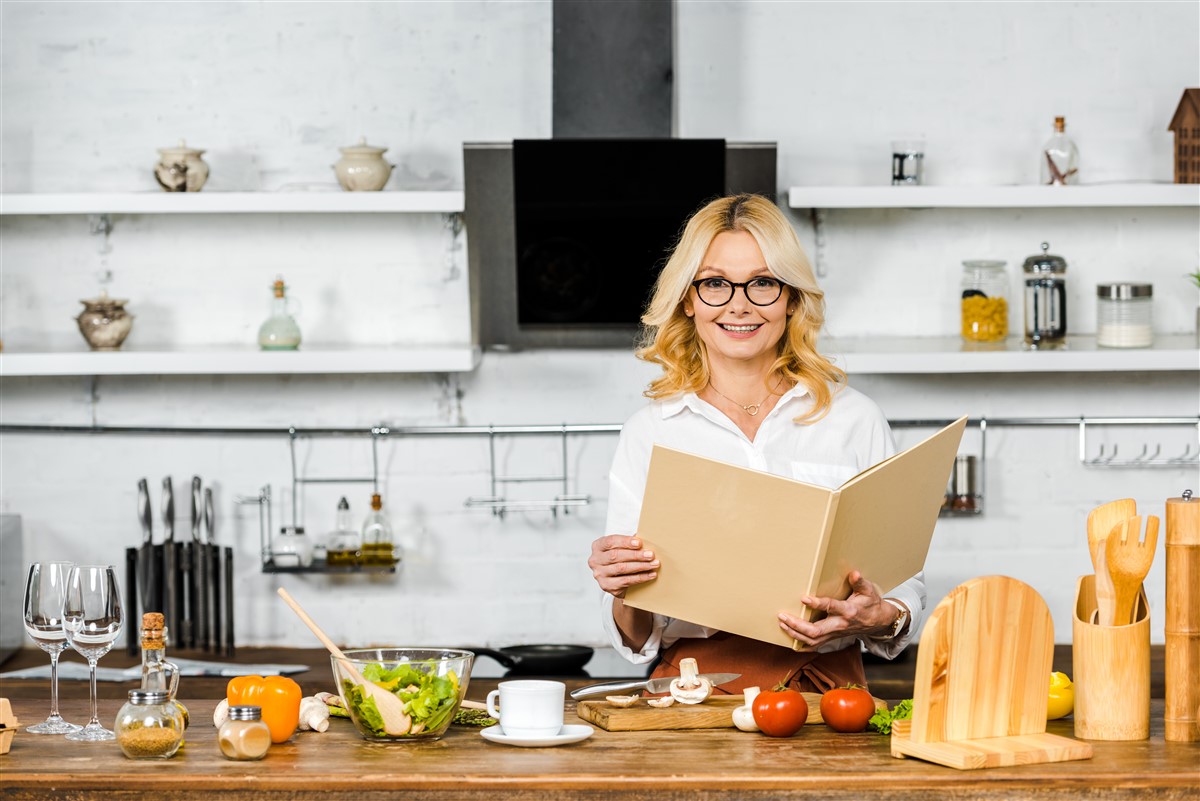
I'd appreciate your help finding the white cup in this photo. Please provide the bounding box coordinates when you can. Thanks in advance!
[485,679,565,738]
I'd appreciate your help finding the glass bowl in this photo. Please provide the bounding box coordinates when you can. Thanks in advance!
[330,648,473,741]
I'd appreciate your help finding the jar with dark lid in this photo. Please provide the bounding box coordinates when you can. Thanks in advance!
[1096,283,1153,348]
[114,689,185,759]
[1022,242,1068,349]
[960,260,1009,343]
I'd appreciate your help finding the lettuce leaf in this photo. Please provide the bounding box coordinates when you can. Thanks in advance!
[868,698,913,734]
[342,662,462,737]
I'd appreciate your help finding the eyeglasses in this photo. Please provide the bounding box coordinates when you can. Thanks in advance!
[690,277,786,307]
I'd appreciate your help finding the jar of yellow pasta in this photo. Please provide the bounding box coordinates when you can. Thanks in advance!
[961,260,1009,343]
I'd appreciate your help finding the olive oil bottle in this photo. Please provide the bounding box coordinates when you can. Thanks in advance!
[360,493,399,567]
[325,497,361,567]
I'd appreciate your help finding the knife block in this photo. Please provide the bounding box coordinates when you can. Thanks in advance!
[1071,574,1150,741]
[890,575,1093,770]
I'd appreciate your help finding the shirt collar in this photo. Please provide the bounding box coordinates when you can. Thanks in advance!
[659,381,812,420]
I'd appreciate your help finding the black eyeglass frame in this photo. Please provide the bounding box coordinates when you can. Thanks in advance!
[690,277,787,307]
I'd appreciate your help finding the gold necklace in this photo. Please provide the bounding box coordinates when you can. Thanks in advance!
[708,378,782,417]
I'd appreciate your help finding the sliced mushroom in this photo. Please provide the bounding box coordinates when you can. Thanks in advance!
[669,657,713,705]
[606,695,641,707]
[646,696,675,708]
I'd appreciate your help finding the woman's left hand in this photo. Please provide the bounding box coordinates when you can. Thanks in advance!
[778,570,898,648]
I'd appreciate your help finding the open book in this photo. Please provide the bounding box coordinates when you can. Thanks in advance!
[622,416,968,650]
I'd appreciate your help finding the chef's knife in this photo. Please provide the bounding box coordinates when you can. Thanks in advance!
[136,478,154,616]
[162,476,177,647]
[190,476,206,651]
[204,487,218,652]
[569,673,741,700]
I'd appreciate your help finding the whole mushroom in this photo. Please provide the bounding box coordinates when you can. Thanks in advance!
[668,657,713,705]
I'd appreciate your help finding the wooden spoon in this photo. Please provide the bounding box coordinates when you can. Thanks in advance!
[1087,499,1136,626]
[1106,516,1159,626]
[276,587,414,735]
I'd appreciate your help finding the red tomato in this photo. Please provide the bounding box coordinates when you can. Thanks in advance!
[751,688,808,737]
[819,686,876,733]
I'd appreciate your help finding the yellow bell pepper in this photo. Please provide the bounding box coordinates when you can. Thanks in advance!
[227,675,302,743]
[1047,671,1075,720]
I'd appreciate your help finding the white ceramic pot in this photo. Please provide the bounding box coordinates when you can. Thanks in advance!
[155,140,209,192]
[333,138,393,191]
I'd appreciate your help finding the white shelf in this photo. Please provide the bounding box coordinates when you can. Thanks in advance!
[0,344,482,376]
[0,191,465,215]
[787,184,1200,209]
[820,334,1198,374]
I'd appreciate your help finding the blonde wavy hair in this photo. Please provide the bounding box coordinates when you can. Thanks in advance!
[636,194,845,423]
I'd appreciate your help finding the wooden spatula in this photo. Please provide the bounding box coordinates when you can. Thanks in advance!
[1106,516,1159,627]
[1087,499,1136,626]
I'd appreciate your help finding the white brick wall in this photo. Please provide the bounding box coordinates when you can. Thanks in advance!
[1,2,1197,650]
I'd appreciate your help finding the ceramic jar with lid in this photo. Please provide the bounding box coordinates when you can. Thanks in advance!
[1096,283,1153,348]
[154,140,209,192]
[333,138,393,191]
[960,260,1009,343]
[1022,242,1069,350]
[76,291,134,350]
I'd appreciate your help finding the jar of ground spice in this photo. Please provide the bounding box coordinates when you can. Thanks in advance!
[115,690,185,759]
[218,705,272,761]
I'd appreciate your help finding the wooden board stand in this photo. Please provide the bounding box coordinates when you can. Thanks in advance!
[890,575,1093,770]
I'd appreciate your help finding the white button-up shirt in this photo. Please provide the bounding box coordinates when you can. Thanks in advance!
[601,383,926,665]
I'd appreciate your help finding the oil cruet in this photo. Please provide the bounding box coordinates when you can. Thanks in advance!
[257,276,301,351]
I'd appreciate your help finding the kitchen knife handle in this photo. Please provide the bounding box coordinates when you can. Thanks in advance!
[191,476,202,542]
[162,476,175,541]
[569,680,648,700]
[137,478,152,544]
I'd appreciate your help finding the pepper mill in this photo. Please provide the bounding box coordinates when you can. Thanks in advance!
[1165,489,1199,742]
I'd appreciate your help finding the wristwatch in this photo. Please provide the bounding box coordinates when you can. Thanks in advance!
[878,598,910,640]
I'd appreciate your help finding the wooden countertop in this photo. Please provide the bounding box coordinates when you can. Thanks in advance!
[1,696,1196,801]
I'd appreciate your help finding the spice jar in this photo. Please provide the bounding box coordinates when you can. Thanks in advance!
[1022,242,1069,350]
[1096,283,1153,348]
[115,690,185,760]
[960,260,1009,343]
[218,705,272,761]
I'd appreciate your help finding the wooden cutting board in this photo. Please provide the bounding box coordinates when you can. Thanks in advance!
[576,692,886,732]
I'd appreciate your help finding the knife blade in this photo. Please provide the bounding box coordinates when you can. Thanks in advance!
[191,476,206,651]
[569,673,741,700]
[162,476,177,646]
[136,478,154,616]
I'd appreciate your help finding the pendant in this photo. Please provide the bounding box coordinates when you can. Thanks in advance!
[743,404,761,416]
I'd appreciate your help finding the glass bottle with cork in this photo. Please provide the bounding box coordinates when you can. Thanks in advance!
[257,276,301,351]
[360,493,399,567]
[138,612,189,730]
[1040,116,1079,185]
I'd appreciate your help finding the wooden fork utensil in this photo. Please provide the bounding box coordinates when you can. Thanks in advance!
[1105,515,1160,626]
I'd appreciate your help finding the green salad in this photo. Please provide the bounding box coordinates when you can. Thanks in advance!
[341,661,462,737]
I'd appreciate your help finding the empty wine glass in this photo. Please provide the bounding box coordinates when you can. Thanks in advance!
[22,562,82,735]
[63,565,123,742]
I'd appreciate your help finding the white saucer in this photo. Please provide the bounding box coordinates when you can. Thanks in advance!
[480,723,594,747]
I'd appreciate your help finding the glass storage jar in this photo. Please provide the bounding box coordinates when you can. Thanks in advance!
[114,690,185,759]
[1022,242,1069,349]
[1096,283,1153,348]
[960,260,1009,343]
[218,705,272,761]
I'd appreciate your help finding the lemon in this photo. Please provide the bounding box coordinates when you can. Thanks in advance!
[1047,671,1075,720]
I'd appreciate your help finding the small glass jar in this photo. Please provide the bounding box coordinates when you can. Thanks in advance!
[1096,283,1153,348]
[271,525,313,568]
[115,690,185,760]
[218,705,272,761]
[1022,242,1069,350]
[960,260,1009,343]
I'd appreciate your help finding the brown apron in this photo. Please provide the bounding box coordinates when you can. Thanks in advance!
[647,632,867,695]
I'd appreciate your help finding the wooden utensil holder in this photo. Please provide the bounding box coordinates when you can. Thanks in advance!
[1072,574,1150,741]
[1165,492,1199,742]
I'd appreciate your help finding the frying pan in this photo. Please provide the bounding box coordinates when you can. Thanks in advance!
[466,644,594,675]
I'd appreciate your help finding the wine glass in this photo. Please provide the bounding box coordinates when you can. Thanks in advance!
[22,562,82,735]
[62,565,123,742]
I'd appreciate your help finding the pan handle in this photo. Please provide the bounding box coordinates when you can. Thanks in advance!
[461,647,519,669]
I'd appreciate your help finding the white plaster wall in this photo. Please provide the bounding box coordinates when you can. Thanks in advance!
[1,2,1198,652]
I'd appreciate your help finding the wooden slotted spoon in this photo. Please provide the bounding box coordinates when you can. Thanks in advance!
[276,587,414,735]
[1106,516,1159,627]
[1087,499,1136,626]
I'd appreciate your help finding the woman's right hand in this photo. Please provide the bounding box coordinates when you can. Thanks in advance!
[588,535,659,598]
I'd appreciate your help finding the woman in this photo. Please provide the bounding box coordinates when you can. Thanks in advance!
[588,194,924,694]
